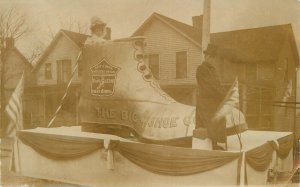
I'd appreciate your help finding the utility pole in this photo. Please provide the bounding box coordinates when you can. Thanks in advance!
[1,46,6,136]
[201,0,211,57]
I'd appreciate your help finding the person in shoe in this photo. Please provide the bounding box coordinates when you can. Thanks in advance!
[85,16,108,46]
[196,44,226,150]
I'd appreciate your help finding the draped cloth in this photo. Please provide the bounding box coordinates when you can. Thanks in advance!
[245,142,274,172]
[17,131,103,160]
[16,130,292,184]
[244,134,294,171]
[244,141,275,185]
[117,142,241,176]
[104,138,115,170]
[276,134,293,159]
[243,135,294,185]
[16,131,241,176]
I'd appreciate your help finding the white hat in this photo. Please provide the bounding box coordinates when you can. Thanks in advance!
[90,16,106,28]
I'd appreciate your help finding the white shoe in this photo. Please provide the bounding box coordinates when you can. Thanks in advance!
[79,37,196,142]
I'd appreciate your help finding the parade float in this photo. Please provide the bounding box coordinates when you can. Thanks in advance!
[10,37,295,186]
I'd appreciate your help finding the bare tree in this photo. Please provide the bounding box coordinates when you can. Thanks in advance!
[0,4,34,77]
[59,16,89,34]
[0,5,34,83]
[27,41,46,65]
[47,16,88,40]
[0,5,33,48]
[28,16,88,64]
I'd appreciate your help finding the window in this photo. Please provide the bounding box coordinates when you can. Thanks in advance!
[45,63,52,79]
[148,54,159,79]
[245,86,274,130]
[57,60,71,84]
[246,63,275,81]
[176,51,187,79]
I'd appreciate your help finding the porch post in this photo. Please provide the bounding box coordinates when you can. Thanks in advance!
[43,88,46,127]
[76,88,79,125]
[1,47,6,135]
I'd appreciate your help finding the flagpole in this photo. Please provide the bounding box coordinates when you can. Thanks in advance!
[201,0,211,57]
[1,47,6,136]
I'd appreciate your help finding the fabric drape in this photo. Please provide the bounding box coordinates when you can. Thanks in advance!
[245,142,274,171]
[277,134,293,159]
[17,132,242,176]
[117,141,241,176]
[17,131,103,160]
[17,130,292,180]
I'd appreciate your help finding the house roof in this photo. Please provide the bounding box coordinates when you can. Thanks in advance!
[132,13,299,65]
[133,12,202,47]
[33,30,89,72]
[60,29,89,48]
[13,47,32,66]
[211,24,299,63]
[2,46,32,68]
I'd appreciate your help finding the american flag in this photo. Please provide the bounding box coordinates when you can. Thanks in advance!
[212,77,247,132]
[5,73,24,137]
[213,77,240,121]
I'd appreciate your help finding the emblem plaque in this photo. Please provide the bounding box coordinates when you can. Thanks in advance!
[90,59,120,96]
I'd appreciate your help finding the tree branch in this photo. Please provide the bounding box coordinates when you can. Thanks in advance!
[0,5,33,45]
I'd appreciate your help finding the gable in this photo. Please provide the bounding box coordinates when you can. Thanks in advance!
[137,18,202,83]
[133,13,201,48]
[33,31,83,73]
[35,33,82,86]
[143,18,191,43]
[61,29,88,48]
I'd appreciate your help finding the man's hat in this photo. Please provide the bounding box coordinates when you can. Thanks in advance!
[90,16,106,29]
[203,44,218,56]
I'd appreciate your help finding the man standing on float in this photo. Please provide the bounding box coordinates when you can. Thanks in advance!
[196,44,226,150]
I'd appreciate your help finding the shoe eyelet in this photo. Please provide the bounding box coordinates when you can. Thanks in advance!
[136,54,144,60]
[144,73,152,80]
[138,64,147,71]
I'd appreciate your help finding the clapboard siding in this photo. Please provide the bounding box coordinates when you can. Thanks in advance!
[142,19,202,86]
[36,34,81,86]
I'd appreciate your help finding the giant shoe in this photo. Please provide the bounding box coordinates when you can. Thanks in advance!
[79,37,196,144]
[79,37,246,145]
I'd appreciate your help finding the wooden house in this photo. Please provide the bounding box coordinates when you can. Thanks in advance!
[27,28,112,128]
[132,12,299,132]
[27,30,90,127]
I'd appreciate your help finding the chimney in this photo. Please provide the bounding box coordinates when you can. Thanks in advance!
[104,27,111,40]
[5,37,15,49]
[192,16,202,30]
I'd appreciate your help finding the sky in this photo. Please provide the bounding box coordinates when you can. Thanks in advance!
[1,0,300,60]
